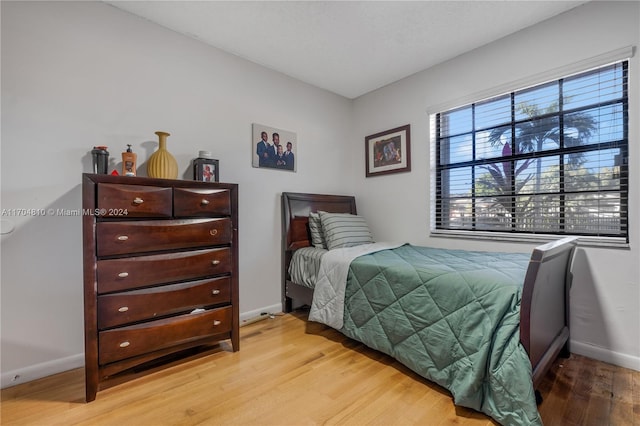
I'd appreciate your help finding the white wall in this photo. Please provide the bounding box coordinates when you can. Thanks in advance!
[2,0,639,389]
[0,1,354,386]
[352,1,640,370]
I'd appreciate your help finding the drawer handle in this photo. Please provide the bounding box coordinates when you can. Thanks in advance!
[211,260,221,265]
[119,341,130,348]
[209,229,218,236]
[212,289,221,295]
[117,235,129,241]
[201,199,210,205]
[213,320,222,326]
[133,197,144,204]
[118,306,129,312]
[118,272,129,278]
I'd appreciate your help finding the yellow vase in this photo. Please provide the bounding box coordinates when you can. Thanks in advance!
[147,131,178,179]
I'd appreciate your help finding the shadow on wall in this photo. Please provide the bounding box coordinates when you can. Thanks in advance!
[569,247,610,354]
[1,184,85,384]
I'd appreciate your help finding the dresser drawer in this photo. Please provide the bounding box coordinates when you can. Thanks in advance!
[174,188,231,217]
[97,218,231,256]
[97,248,231,293]
[97,184,172,218]
[98,276,231,329]
[99,306,232,365]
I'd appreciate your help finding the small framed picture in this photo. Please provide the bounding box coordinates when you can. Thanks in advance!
[365,124,411,177]
[194,158,219,182]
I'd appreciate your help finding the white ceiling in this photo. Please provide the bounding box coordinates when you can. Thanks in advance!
[105,1,588,99]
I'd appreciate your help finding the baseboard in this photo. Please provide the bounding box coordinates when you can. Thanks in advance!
[571,340,640,372]
[1,353,84,389]
[1,304,286,389]
[239,303,283,326]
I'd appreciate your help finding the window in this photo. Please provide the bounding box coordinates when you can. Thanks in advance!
[433,60,628,243]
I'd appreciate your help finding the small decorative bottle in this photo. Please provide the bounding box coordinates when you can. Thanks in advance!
[147,131,178,179]
[121,144,137,176]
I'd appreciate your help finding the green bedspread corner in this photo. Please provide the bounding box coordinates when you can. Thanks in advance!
[341,244,542,426]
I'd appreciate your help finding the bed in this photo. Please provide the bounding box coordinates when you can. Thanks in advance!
[281,192,577,425]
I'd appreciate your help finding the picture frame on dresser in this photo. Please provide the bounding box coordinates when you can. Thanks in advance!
[194,158,219,182]
[82,173,239,402]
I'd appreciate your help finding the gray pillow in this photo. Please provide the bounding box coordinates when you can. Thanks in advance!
[318,211,374,250]
[308,212,326,249]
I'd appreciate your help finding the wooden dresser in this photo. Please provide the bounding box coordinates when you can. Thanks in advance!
[82,174,239,402]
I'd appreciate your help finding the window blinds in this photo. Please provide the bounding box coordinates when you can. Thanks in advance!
[434,60,628,241]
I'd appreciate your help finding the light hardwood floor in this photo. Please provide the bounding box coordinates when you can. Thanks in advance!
[2,311,638,425]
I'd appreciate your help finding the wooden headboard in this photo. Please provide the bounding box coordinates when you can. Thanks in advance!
[281,192,357,311]
[281,192,357,251]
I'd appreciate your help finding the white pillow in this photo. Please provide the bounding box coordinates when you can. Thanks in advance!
[318,211,374,250]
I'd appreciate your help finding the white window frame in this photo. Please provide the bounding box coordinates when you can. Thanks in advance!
[428,46,635,248]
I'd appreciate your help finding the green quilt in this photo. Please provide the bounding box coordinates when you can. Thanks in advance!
[341,244,541,426]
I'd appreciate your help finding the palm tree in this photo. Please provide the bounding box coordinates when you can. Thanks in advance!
[479,100,597,228]
[477,141,534,216]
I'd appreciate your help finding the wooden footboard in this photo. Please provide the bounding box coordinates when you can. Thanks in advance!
[520,236,578,387]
